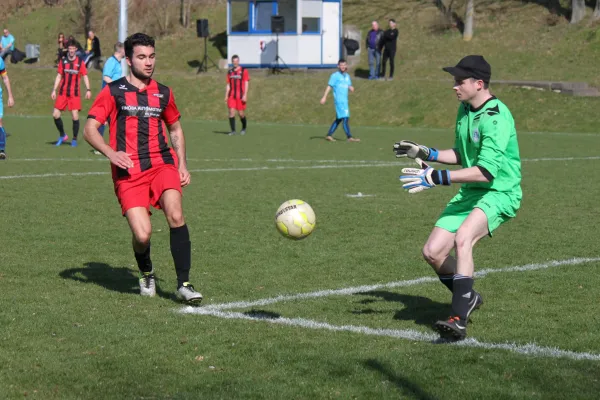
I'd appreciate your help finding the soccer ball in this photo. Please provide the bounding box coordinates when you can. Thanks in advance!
[275,200,316,240]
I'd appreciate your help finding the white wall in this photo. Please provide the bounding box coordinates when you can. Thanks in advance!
[228,35,325,66]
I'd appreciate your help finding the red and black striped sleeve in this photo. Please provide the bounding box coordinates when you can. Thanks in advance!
[162,88,181,126]
[87,86,116,125]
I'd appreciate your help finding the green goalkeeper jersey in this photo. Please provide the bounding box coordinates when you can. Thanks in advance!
[454,96,522,197]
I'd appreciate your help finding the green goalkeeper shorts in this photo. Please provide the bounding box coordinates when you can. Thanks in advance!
[435,189,521,236]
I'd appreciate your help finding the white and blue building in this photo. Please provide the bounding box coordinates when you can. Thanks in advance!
[227,0,342,68]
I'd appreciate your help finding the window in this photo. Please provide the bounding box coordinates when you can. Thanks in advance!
[278,0,297,33]
[254,1,275,32]
[230,0,249,33]
[302,0,321,34]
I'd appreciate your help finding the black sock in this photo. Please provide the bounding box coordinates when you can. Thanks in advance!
[170,224,191,288]
[438,274,454,292]
[134,243,153,273]
[241,117,247,130]
[451,275,474,321]
[73,119,80,139]
[54,117,65,136]
[229,117,236,132]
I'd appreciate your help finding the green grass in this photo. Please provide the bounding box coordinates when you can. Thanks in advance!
[0,117,599,399]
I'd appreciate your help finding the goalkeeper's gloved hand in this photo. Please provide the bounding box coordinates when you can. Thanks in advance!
[399,158,451,194]
[393,140,439,161]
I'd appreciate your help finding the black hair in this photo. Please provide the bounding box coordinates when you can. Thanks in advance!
[66,40,77,48]
[124,33,155,60]
[232,54,239,61]
[389,18,396,23]
[338,58,347,64]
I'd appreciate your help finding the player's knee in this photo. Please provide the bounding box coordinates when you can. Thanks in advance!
[52,110,61,119]
[422,243,443,266]
[134,229,152,247]
[166,210,185,228]
[454,230,474,253]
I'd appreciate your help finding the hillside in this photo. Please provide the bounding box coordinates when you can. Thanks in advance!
[2,0,600,132]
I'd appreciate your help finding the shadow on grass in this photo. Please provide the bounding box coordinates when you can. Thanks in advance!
[363,359,439,400]
[59,262,174,301]
[355,291,449,327]
[353,68,371,79]
[212,130,231,135]
[244,309,281,319]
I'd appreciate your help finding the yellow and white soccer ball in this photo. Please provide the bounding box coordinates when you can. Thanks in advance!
[275,199,316,240]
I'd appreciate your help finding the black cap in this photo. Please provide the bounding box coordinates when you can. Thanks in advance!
[443,55,491,83]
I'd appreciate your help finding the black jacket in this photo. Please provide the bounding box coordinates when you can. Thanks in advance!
[91,36,101,57]
[365,29,384,51]
[383,28,398,51]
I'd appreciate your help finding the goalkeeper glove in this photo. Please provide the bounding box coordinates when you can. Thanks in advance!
[393,140,439,161]
[399,158,451,194]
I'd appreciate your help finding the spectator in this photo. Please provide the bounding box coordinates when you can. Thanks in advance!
[365,21,383,80]
[96,42,124,142]
[56,32,67,65]
[0,29,15,61]
[381,19,399,81]
[84,30,101,67]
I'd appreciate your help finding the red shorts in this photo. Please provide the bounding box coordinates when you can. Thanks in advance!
[54,95,81,111]
[113,164,182,215]
[227,97,247,111]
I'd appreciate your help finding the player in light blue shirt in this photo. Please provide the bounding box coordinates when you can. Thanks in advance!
[0,57,15,159]
[98,42,124,138]
[320,59,360,142]
[0,29,15,60]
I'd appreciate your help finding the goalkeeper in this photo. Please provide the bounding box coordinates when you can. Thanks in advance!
[393,55,522,340]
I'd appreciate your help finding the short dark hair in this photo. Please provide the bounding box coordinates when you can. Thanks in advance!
[232,54,239,61]
[389,18,396,23]
[125,33,155,59]
[338,58,347,64]
[66,40,77,48]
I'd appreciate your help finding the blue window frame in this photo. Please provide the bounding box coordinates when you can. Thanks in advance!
[229,0,298,35]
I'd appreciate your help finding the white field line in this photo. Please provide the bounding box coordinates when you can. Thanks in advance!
[203,257,600,311]
[6,114,600,137]
[2,156,600,180]
[179,308,600,362]
[8,155,600,164]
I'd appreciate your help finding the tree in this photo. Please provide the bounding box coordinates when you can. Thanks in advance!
[593,0,600,20]
[463,0,474,41]
[180,0,192,28]
[570,0,586,24]
[75,0,93,34]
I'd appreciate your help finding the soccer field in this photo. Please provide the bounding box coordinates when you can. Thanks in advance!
[1,117,599,399]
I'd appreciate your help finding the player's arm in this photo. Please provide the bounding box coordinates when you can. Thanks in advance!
[242,80,249,102]
[399,159,490,194]
[167,121,190,187]
[83,75,92,99]
[51,73,62,99]
[393,140,461,165]
[1,71,14,107]
[320,86,331,104]
[225,83,230,103]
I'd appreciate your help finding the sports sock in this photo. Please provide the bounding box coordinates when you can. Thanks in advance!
[170,224,191,288]
[134,243,153,273]
[328,118,341,135]
[54,117,65,136]
[73,119,80,139]
[229,117,236,132]
[0,126,6,150]
[342,118,352,138]
[241,116,247,130]
[451,274,474,320]
[438,274,454,292]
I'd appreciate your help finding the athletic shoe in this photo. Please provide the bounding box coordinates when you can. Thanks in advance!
[347,137,361,142]
[227,131,237,136]
[71,139,78,147]
[56,134,69,146]
[0,150,6,160]
[240,129,246,135]
[139,271,156,297]
[325,136,336,142]
[467,291,484,320]
[433,316,467,340]
[177,282,203,304]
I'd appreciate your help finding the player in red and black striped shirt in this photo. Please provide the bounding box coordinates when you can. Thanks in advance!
[51,40,92,147]
[83,33,202,304]
[225,55,249,135]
